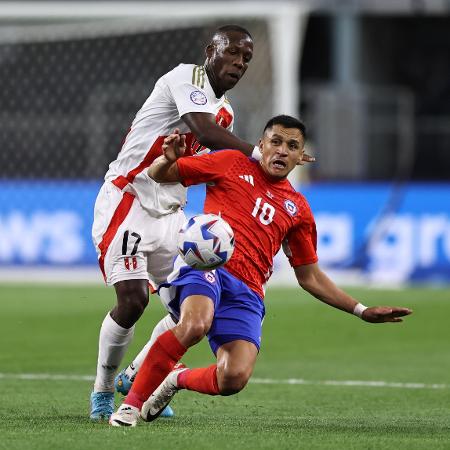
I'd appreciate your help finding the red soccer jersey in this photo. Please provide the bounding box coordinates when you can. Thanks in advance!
[177,150,318,298]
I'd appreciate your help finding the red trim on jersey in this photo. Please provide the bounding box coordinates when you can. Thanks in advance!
[112,136,166,189]
[112,134,197,190]
[112,176,129,190]
[98,192,135,281]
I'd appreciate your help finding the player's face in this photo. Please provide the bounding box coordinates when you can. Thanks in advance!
[205,31,253,95]
[259,125,305,179]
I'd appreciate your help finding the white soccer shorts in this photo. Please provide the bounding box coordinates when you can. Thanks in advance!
[92,182,186,287]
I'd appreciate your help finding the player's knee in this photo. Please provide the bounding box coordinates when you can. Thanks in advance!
[217,366,251,396]
[175,316,211,347]
[115,281,149,315]
[185,320,210,345]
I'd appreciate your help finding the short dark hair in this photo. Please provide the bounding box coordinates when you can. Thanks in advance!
[263,115,306,140]
[213,25,252,40]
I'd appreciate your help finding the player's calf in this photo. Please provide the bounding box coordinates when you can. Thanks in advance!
[112,279,149,328]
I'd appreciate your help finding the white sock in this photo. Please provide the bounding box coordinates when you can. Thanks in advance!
[94,312,135,392]
[124,314,177,379]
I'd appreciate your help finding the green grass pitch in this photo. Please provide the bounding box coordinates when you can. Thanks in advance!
[0,283,449,449]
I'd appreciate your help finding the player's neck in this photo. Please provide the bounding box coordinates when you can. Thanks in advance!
[258,161,288,183]
[205,66,224,98]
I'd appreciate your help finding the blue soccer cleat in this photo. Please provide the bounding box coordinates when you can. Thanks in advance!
[115,369,133,396]
[114,369,174,418]
[90,391,115,420]
[160,404,174,418]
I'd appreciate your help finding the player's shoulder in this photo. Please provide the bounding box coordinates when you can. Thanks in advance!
[208,150,252,171]
[291,189,314,219]
[163,63,198,82]
[210,149,246,161]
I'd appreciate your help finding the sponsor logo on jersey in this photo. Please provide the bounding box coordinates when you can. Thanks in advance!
[266,191,274,199]
[190,90,207,105]
[284,199,298,216]
[239,174,254,186]
[204,271,216,283]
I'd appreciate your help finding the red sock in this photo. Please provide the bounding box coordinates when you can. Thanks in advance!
[124,330,186,409]
[177,364,220,395]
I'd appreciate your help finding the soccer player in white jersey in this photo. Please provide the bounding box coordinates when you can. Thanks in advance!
[90,24,315,420]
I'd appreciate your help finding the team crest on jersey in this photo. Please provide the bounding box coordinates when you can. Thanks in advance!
[190,90,207,105]
[284,199,298,216]
[204,272,216,283]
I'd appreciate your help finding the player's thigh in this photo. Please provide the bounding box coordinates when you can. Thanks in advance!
[173,294,216,347]
[93,184,151,286]
[145,209,186,286]
[207,270,265,357]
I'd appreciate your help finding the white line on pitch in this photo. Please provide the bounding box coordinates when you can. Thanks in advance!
[0,373,447,390]
[249,378,448,390]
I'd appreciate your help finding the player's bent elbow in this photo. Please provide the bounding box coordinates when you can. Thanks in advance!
[149,172,163,183]
[147,167,158,181]
[294,264,321,293]
[296,275,313,291]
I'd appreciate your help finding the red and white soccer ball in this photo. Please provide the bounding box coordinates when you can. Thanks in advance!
[177,213,235,270]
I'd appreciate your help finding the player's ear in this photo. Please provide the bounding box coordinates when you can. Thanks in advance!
[258,139,263,154]
[205,43,214,59]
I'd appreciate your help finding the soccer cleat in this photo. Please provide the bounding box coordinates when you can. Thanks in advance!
[114,369,134,395]
[141,365,188,422]
[115,368,175,418]
[90,391,115,420]
[160,404,175,418]
[109,404,140,427]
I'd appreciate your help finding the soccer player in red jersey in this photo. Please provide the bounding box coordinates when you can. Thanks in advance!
[109,115,412,426]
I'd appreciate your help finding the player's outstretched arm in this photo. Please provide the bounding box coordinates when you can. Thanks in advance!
[294,263,412,323]
[148,129,185,183]
[182,112,315,163]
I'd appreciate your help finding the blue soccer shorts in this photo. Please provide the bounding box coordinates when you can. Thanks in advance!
[159,265,265,355]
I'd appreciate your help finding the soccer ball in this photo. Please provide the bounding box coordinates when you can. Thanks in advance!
[177,214,235,270]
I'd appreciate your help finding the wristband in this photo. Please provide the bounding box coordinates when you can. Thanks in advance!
[353,302,368,318]
[251,145,262,161]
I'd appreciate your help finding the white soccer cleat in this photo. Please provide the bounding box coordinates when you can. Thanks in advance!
[109,404,140,427]
[141,365,188,422]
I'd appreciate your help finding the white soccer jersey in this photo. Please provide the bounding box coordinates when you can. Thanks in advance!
[104,63,234,216]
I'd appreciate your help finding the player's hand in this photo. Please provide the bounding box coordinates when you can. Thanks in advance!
[162,128,186,162]
[302,153,315,163]
[361,306,412,323]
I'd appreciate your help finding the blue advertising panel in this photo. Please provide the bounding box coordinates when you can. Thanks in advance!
[1,181,449,284]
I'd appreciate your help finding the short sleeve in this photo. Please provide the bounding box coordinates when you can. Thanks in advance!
[282,206,318,267]
[165,66,215,117]
[177,150,240,187]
